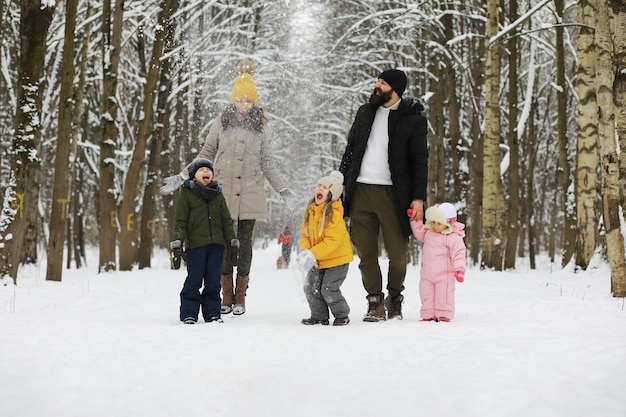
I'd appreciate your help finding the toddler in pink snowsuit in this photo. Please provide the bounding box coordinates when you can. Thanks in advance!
[409,202,466,322]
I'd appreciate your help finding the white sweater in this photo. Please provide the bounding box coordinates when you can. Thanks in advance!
[356,100,400,185]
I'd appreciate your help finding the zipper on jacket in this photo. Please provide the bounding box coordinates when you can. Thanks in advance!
[206,200,214,240]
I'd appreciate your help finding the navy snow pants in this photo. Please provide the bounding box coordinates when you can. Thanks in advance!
[180,243,224,322]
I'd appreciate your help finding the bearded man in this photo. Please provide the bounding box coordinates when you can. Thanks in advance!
[339,69,429,322]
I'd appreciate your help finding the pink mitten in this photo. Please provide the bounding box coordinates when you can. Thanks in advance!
[454,270,465,283]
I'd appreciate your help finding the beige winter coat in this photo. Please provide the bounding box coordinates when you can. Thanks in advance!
[192,109,286,220]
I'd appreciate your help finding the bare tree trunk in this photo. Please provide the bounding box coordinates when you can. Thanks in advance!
[596,0,626,296]
[98,0,124,272]
[467,11,486,265]
[610,0,626,296]
[554,0,576,266]
[426,97,445,205]
[21,171,40,264]
[161,49,191,247]
[189,13,204,159]
[118,0,173,270]
[47,0,78,282]
[66,0,93,270]
[468,130,483,265]
[527,99,538,270]
[0,0,5,178]
[575,0,599,270]
[138,0,179,269]
[440,7,463,207]
[504,0,520,270]
[481,0,506,270]
[0,1,54,283]
[426,26,445,205]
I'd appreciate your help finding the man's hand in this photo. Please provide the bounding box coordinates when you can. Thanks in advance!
[408,200,424,221]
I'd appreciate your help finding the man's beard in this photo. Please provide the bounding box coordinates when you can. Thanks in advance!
[369,87,393,106]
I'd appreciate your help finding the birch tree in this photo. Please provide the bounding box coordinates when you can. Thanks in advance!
[575,0,598,270]
[596,0,626,296]
[482,0,506,270]
[610,0,626,296]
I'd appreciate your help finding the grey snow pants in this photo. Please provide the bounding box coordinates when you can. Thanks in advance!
[303,264,350,321]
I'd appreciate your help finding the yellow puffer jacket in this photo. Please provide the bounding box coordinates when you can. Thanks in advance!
[299,199,354,269]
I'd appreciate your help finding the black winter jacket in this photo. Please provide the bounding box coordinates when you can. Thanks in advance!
[339,98,428,238]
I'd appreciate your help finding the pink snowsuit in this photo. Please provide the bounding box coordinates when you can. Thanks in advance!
[410,219,466,321]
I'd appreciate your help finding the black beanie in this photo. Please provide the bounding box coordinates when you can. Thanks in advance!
[378,69,407,97]
[188,158,214,179]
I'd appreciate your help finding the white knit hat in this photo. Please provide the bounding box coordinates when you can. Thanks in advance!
[425,202,457,235]
[317,171,344,201]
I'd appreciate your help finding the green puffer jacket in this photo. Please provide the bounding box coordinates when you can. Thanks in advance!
[173,181,236,249]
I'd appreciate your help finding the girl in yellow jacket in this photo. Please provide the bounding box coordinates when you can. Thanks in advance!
[297,171,354,326]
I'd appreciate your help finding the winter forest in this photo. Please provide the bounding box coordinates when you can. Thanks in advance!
[0,0,625,294]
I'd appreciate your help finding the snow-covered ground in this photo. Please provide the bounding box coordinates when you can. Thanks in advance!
[1,241,624,417]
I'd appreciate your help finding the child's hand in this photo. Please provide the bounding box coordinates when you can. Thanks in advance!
[170,240,185,269]
[454,270,465,283]
[296,249,316,272]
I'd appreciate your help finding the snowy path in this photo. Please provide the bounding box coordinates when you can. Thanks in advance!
[1,245,624,417]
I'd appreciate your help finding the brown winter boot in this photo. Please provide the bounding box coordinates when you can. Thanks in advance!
[221,274,234,314]
[233,275,249,315]
[363,294,386,322]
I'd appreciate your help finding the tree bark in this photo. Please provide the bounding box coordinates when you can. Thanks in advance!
[66,1,94,270]
[527,99,538,270]
[596,0,626,296]
[138,0,179,269]
[468,17,486,266]
[0,1,54,283]
[575,0,599,270]
[118,0,173,270]
[554,0,576,267]
[47,0,78,282]
[504,0,520,270]
[481,0,506,270]
[441,5,464,209]
[610,0,626,296]
[98,0,125,272]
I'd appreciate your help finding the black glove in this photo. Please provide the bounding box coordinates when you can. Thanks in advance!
[170,240,185,270]
[229,239,240,267]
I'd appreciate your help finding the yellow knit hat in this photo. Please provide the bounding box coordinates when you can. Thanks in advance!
[231,59,258,104]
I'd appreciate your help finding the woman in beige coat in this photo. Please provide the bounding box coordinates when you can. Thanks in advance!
[161,59,295,315]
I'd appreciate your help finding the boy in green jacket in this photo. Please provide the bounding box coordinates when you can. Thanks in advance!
[171,158,239,324]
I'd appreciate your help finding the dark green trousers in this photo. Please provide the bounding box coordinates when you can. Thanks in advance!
[349,183,408,300]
